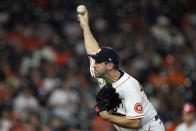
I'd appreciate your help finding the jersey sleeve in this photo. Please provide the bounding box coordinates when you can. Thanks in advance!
[124,82,144,119]
[89,57,106,88]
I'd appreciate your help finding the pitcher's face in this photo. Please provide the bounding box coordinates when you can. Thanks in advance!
[93,61,108,78]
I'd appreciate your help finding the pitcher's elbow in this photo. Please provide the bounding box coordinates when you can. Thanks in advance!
[127,119,142,129]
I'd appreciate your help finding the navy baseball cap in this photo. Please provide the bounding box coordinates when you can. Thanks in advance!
[88,47,120,65]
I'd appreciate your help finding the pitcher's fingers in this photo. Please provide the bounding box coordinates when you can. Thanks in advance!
[84,10,88,17]
[77,14,84,21]
[77,15,80,21]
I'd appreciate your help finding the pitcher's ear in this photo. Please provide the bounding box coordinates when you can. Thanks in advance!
[107,62,114,71]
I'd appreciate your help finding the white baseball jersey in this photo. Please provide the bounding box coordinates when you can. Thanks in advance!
[90,58,165,131]
[175,121,196,131]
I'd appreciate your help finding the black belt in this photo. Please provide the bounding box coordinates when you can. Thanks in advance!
[155,114,159,121]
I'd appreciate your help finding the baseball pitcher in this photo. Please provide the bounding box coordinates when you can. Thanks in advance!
[77,5,165,131]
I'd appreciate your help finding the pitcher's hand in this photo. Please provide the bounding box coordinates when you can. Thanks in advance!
[77,10,89,30]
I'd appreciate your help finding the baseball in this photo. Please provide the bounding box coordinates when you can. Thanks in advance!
[77,5,86,14]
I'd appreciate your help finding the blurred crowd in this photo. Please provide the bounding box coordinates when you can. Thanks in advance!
[0,0,195,131]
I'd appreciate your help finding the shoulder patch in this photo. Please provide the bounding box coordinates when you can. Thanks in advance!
[134,102,143,113]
